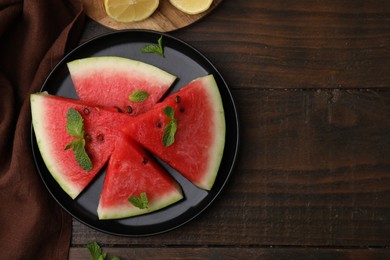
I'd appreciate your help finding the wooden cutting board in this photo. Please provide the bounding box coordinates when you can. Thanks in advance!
[81,0,223,32]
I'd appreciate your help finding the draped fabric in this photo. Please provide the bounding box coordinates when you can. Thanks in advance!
[0,0,85,258]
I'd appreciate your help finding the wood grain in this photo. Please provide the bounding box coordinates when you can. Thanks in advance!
[80,0,223,31]
[71,0,390,258]
[171,0,390,89]
[69,247,390,260]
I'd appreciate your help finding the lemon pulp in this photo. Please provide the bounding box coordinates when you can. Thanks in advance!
[104,0,159,23]
[169,0,213,15]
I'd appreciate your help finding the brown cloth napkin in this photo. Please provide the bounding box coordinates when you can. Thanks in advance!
[0,0,85,258]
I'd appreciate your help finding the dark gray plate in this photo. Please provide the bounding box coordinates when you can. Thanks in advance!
[31,30,239,236]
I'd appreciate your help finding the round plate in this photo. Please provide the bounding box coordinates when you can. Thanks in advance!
[31,30,239,236]
[81,0,223,32]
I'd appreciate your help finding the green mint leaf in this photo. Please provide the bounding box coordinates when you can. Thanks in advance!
[128,196,140,208]
[163,106,175,120]
[141,45,163,56]
[87,241,120,260]
[162,106,177,147]
[64,139,79,151]
[158,35,163,50]
[65,138,93,172]
[141,35,164,57]
[140,192,149,206]
[162,121,177,147]
[66,108,84,138]
[129,90,149,102]
[65,108,93,172]
[87,242,104,260]
[73,138,93,172]
[128,192,149,209]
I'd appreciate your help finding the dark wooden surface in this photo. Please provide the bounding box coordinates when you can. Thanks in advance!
[70,1,390,259]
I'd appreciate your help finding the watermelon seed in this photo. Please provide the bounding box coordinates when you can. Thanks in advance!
[84,133,92,142]
[156,122,162,128]
[83,108,90,115]
[142,157,148,164]
[115,106,123,113]
[175,95,181,103]
[126,105,133,114]
[97,134,104,142]
[180,107,185,113]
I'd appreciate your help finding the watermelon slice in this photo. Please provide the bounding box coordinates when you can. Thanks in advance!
[97,133,183,220]
[122,75,226,190]
[67,56,176,115]
[30,92,132,199]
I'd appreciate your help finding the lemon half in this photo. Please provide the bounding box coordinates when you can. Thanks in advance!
[169,0,213,15]
[104,0,159,23]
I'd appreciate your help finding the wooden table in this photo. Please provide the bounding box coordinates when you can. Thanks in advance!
[69,1,390,258]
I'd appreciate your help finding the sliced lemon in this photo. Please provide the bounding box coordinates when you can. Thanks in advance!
[104,0,159,23]
[169,0,213,15]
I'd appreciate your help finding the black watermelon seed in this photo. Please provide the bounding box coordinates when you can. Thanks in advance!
[142,157,148,164]
[126,106,133,114]
[83,108,90,115]
[97,134,104,141]
[85,133,92,142]
[115,106,123,113]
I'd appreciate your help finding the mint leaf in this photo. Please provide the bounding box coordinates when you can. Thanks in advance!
[129,90,149,102]
[163,106,175,120]
[65,108,93,172]
[162,121,177,147]
[87,241,120,260]
[162,106,177,147]
[66,108,84,138]
[73,139,93,172]
[128,192,149,209]
[87,242,104,260]
[141,35,164,57]
[141,45,163,56]
[65,139,92,171]
[64,139,79,151]
[128,196,142,208]
[158,35,163,49]
[140,191,148,205]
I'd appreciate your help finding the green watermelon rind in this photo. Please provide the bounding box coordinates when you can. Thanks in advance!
[31,93,81,199]
[97,189,183,220]
[67,56,177,91]
[195,75,226,190]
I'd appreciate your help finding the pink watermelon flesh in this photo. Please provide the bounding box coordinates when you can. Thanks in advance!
[67,56,176,115]
[30,92,133,199]
[97,133,183,219]
[121,75,226,190]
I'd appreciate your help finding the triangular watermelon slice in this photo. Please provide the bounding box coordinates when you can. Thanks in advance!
[97,133,183,220]
[67,56,176,115]
[31,92,132,199]
[122,75,226,190]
